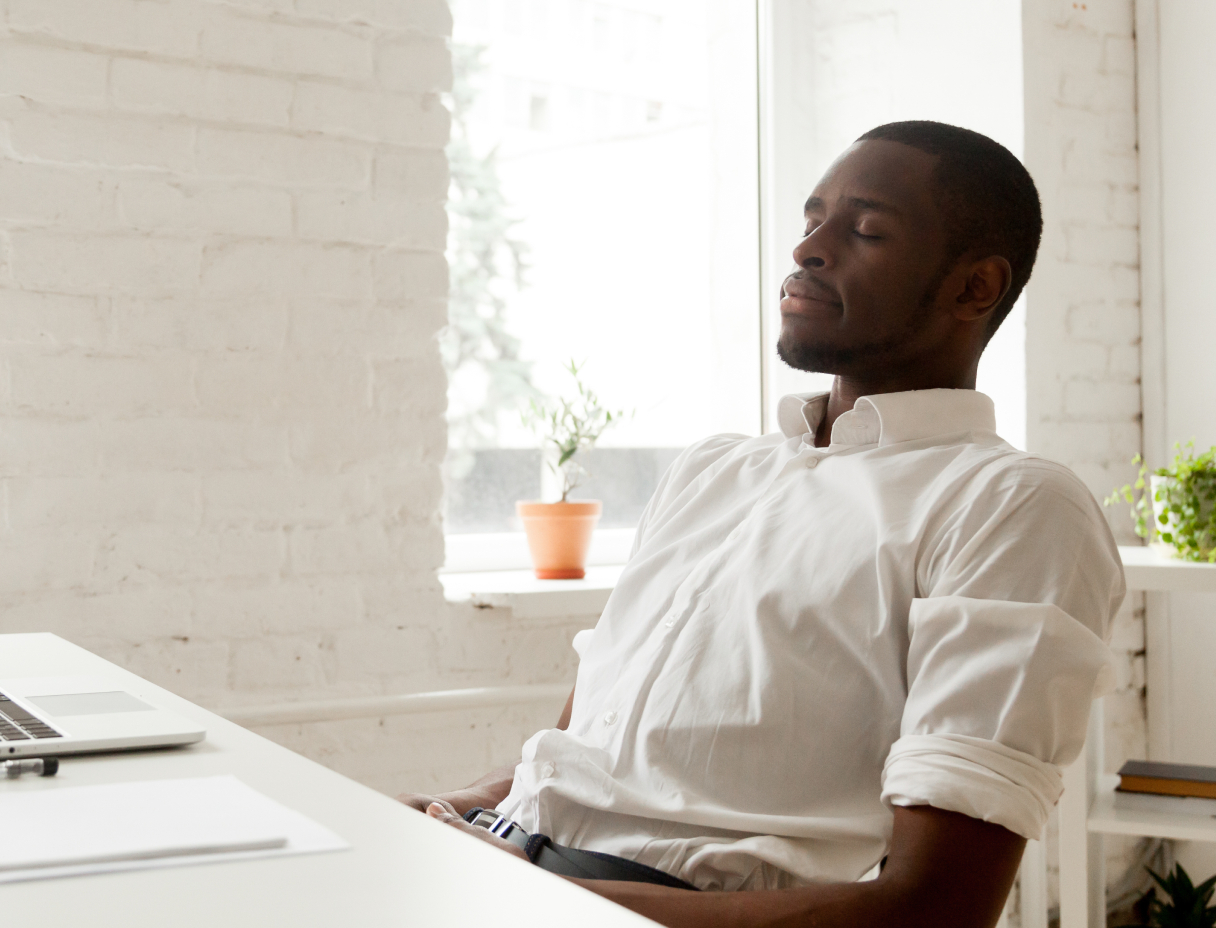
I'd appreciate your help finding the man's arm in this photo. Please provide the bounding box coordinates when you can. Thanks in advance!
[430,802,1024,928]
[397,684,576,815]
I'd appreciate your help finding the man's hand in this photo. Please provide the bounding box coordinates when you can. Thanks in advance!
[424,799,529,862]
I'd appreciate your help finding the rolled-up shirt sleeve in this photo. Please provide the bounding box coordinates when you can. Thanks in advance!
[880,459,1125,840]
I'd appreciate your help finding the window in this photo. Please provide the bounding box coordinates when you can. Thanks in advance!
[443,0,761,567]
[444,0,1027,571]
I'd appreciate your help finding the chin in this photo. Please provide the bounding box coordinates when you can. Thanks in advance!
[776,332,847,374]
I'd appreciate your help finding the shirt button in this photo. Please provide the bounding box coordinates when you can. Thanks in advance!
[664,618,676,628]
[805,457,818,469]
[603,711,617,725]
[541,762,556,778]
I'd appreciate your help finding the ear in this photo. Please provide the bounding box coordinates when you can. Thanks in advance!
[952,256,1012,323]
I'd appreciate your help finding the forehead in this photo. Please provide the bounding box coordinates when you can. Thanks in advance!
[808,139,941,220]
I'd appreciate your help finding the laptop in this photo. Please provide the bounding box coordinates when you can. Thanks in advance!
[0,674,205,758]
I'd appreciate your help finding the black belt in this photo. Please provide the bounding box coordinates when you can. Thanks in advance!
[464,807,698,891]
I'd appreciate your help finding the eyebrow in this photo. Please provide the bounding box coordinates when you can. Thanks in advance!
[803,195,902,216]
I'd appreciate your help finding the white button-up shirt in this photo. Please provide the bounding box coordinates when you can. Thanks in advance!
[498,389,1124,891]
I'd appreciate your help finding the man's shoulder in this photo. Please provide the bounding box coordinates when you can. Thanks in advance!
[668,431,782,478]
[963,444,1099,508]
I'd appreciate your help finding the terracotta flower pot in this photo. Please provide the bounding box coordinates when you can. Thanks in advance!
[516,500,602,579]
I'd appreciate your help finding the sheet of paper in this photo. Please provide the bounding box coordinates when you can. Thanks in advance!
[0,775,348,884]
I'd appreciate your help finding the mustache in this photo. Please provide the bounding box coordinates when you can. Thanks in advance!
[781,271,842,303]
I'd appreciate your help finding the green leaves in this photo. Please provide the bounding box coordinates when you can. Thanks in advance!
[522,360,630,502]
[1128,863,1216,928]
[1105,443,1216,563]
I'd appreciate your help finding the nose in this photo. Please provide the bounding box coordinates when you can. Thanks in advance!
[791,225,831,271]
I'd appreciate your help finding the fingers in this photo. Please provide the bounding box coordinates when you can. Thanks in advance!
[426,804,530,862]
[425,800,460,820]
[395,793,439,812]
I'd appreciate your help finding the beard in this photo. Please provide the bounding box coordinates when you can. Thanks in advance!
[777,267,946,374]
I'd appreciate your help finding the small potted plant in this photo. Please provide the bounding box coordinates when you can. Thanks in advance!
[517,361,626,579]
[1116,861,1216,928]
[1107,442,1216,562]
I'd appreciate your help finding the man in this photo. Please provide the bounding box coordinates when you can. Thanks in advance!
[401,121,1124,927]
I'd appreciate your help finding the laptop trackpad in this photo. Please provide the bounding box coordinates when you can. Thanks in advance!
[29,692,154,717]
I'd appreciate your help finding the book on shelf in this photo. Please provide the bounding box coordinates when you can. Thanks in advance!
[1117,760,1216,800]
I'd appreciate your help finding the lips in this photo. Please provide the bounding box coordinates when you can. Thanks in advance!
[782,274,842,307]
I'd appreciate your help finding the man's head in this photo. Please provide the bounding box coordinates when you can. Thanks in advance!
[778,120,1042,386]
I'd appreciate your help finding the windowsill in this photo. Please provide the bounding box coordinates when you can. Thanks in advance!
[440,565,624,619]
[442,528,636,574]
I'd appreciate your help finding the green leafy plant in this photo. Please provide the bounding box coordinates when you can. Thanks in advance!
[1117,863,1216,928]
[1106,442,1216,563]
[523,361,628,503]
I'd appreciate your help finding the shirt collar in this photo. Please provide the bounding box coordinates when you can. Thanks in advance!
[776,389,997,447]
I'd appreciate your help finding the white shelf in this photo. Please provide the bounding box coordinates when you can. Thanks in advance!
[440,565,623,619]
[1089,779,1216,842]
[1119,544,1216,592]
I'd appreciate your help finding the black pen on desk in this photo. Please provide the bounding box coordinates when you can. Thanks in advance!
[3,757,58,779]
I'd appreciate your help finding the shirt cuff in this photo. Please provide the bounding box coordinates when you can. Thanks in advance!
[880,733,1064,840]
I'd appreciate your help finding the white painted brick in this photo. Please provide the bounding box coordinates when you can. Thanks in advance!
[325,625,433,680]
[97,419,290,472]
[373,149,449,198]
[117,177,293,237]
[1055,183,1109,223]
[0,587,194,644]
[196,127,370,187]
[291,81,450,146]
[8,232,201,295]
[1063,224,1139,266]
[4,104,196,172]
[1103,34,1136,74]
[1066,300,1139,342]
[111,58,293,127]
[1109,343,1140,377]
[0,290,110,349]
[375,36,452,93]
[372,250,448,300]
[95,526,285,584]
[0,419,104,477]
[1062,379,1141,420]
[295,0,452,36]
[114,637,231,701]
[195,356,370,413]
[0,162,118,231]
[0,42,109,107]
[287,415,422,473]
[193,578,362,638]
[287,299,445,359]
[202,473,372,526]
[287,520,410,576]
[229,635,330,692]
[0,529,96,593]
[200,239,371,298]
[295,190,446,247]
[6,475,200,529]
[112,297,289,352]
[199,9,372,81]
[10,355,195,415]
[372,359,445,416]
[6,0,203,59]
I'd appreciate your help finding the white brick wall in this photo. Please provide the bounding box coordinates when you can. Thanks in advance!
[0,0,581,794]
[1022,0,1145,916]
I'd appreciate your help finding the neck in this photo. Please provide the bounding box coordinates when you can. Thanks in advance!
[812,364,978,448]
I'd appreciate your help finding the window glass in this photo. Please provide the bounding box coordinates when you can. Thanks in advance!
[444,0,761,536]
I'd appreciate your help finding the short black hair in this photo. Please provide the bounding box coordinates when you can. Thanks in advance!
[855,120,1042,341]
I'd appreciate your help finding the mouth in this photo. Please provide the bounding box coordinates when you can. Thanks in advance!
[781,274,842,311]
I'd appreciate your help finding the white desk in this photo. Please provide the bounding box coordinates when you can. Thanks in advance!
[0,633,655,927]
